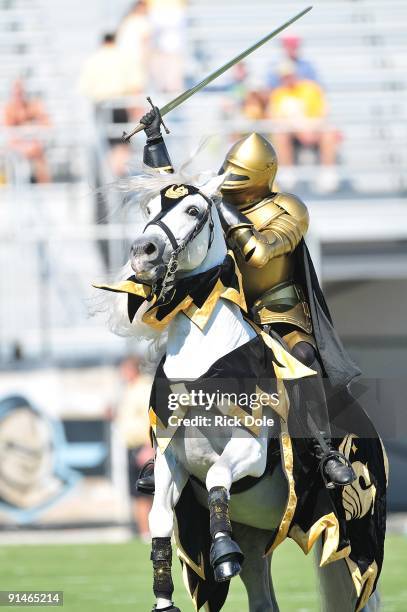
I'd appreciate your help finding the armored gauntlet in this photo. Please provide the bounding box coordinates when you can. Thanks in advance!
[140,107,174,172]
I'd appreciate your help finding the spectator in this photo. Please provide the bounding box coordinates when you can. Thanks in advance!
[148,0,186,93]
[221,63,268,128]
[3,79,51,183]
[267,34,319,89]
[115,356,153,541]
[79,33,143,104]
[269,60,340,192]
[241,76,269,121]
[117,1,151,95]
[79,33,138,177]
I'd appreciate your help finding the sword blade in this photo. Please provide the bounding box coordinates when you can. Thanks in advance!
[123,6,312,140]
[161,5,312,116]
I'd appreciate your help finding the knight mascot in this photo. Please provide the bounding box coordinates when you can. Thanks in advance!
[138,108,357,491]
[95,9,388,602]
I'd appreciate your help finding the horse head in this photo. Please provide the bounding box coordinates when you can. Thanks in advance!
[130,176,226,297]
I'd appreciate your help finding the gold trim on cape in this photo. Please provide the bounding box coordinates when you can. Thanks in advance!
[94,251,247,333]
[244,318,317,381]
[174,517,206,580]
[289,512,351,566]
[265,422,297,555]
[345,558,378,612]
[92,279,152,299]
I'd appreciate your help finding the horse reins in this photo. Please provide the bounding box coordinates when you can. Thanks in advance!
[142,191,214,304]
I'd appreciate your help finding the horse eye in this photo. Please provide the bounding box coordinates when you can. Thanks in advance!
[186,206,199,217]
[146,206,151,216]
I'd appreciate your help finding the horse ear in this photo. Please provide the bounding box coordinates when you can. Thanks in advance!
[199,174,224,199]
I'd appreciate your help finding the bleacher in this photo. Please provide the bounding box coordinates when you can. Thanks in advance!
[185,0,407,195]
[1,0,406,362]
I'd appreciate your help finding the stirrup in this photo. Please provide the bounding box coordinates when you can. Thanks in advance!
[137,458,155,495]
[139,458,154,478]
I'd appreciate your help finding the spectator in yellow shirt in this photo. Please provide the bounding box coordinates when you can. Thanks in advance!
[269,60,341,192]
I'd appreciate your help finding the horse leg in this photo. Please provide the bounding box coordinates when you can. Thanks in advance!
[233,522,279,612]
[205,432,268,582]
[314,538,381,612]
[148,446,188,612]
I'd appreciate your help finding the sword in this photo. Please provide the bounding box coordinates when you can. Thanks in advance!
[122,5,312,142]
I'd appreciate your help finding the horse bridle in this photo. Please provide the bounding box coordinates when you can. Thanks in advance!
[142,191,214,303]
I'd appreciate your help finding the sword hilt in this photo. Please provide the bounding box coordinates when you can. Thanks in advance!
[122,97,169,143]
[146,96,170,135]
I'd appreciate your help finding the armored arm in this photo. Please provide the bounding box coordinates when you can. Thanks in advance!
[140,107,174,172]
[218,194,309,268]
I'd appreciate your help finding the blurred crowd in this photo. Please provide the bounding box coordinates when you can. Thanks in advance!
[220,35,341,192]
[1,0,341,192]
[2,79,51,184]
[78,0,187,179]
[78,19,341,191]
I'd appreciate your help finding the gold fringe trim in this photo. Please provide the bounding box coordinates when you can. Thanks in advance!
[289,512,351,566]
[94,251,246,332]
[272,379,290,421]
[149,383,191,453]
[92,280,152,299]
[345,558,378,612]
[265,421,297,555]
[244,318,317,381]
[143,295,193,331]
[142,251,247,331]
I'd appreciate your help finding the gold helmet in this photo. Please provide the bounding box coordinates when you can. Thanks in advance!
[220,133,278,208]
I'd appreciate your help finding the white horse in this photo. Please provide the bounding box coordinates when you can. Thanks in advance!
[100,176,380,612]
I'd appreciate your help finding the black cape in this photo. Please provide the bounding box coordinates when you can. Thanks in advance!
[295,239,361,388]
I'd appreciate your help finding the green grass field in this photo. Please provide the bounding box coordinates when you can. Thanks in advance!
[0,534,405,611]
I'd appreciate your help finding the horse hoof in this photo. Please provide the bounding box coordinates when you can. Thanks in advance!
[214,558,242,582]
[151,605,181,612]
[210,535,244,583]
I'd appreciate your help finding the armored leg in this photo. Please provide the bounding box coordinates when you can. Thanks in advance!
[291,341,356,489]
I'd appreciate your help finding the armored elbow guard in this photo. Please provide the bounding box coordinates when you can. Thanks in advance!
[227,226,273,268]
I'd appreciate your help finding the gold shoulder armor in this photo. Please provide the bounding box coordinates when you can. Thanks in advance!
[272,192,310,236]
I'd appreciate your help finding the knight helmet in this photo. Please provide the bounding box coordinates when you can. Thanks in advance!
[219,133,278,208]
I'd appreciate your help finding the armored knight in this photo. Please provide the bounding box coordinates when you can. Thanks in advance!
[136,108,357,493]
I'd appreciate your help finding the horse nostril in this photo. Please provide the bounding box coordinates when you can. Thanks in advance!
[144,242,156,255]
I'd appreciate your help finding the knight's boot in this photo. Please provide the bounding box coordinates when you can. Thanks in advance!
[208,486,244,582]
[313,436,356,489]
[137,458,155,495]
